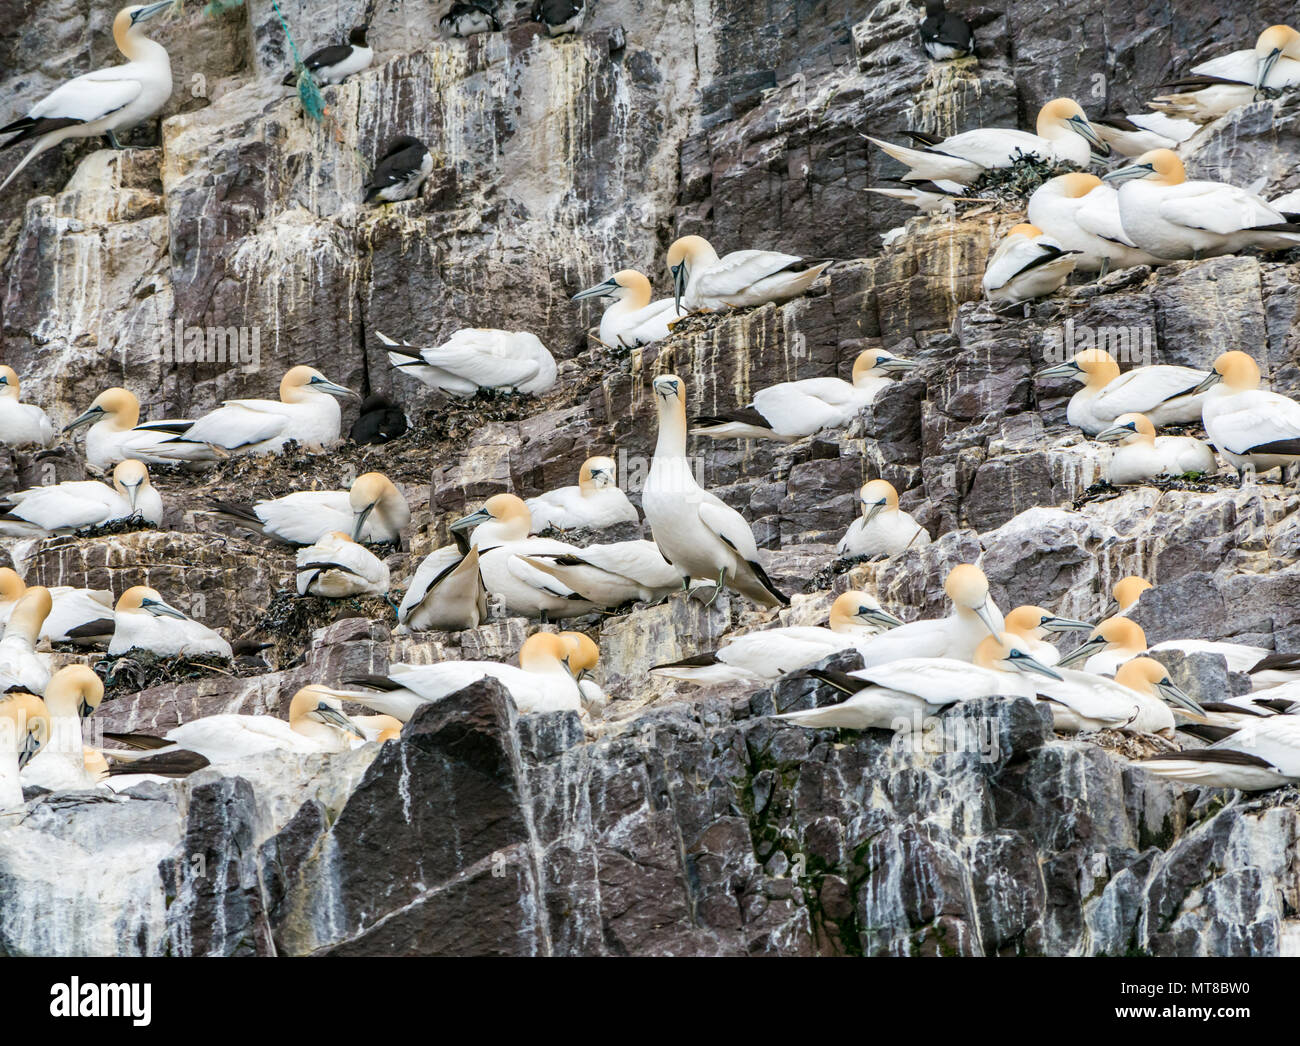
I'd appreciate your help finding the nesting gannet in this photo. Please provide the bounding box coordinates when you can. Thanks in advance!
[297,532,390,598]
[1139,716,1300,791]
[1002,605,1094,667]
[836,480,931,558]
[1150,25,1300,123]
[363,136,433,204]
[20,665,104,793]
[349,393,408,445]
[1057,617,1146,675]
[107,586,232,659]
[0,460,163,537]
[210,471,410,546]
[337,632,583,717]
[0,570,115,647]
[866,99,1107,187]
[397,545,487,632]
[64,387,204,470]
[1096,412,1216,484]
[0,366,54,447]
[1091,113,1197,157]
[572,270,686,347]
[282,25,372,86]
[1035,657,1201,736]
[525,456,639,532]
[652,590,903,685]
[643,375,788,607]
[519,541,688,607]
[692,349,917,442]
[665,235,832,313]
[1110,575,1152,617]
[441,2,500,36]
[1037,348,1208,435]
[0,691,49,809]
[0,2,173,194]
[981,223,1078,306]
[159,366,358,458]
[1104,149,1300,260]
[532,0,586,35]
[918,0,973,60]
[0,587,52,694]
[774,633,1058,732]
[561,631,607,714]
[378,329,557,396]
[1026,174,1171,273]
[856,564,1003,668]
[1192,351,1300,477]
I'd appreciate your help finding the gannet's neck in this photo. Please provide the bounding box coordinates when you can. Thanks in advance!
[654,394,688,460]
[0,750,21,810]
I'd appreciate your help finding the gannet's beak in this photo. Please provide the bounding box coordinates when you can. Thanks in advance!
[18,729,42,769]
[1101,598,1119,618]
[352,503,375,541]
[974,601,1000,637]
[654,378,681,400]
[1103,162,1154,184]
[450,507,491,532]
[1041,615,1094,634]
[79,698,94,719]
[0,374,9,388]
[875,355,919,374]
[132,0,172,23]
[671,261,687,312]
[1057,635,1106,668]
[122,480,143,512]
[862,607,905,630]
[1037,360,1082,380]
[1095,421,1138,443]
[1008,650,1063,681]
[1157,677,1207,717]
[309,376,361,399]
[1068,114,1109,156]
[1191,370,1223,395]
[141,597,187,620]
[315,702,362,736]
[861,497,888,525]
[572,277,618,302]
[1257,47,1282,91]
[64,406,105,432]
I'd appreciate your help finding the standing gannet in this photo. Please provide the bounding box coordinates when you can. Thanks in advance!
[397,545,487,633]
[0,570,115,647]
[441,3,500,36]
[520,541,692,607]
[666,235,832,313]
[1026,174,1171,273]
[0,367,53,447]
[643,375,788,607]
[0,691,49,809]
[0,460,163,537]
[1104,149,1300,260]
[1035,657,1202,736]
[159,366,358,458]
[652,590,903,684]
[379,329,557,397]
[856,564,1004,668]
[692,349,918,442]
[211,471,409,546]
[561,631,607,714]
[1138,716,1300,791]
[837,480,931,559]
[525,456,639,532]
[774,633,1059,732]
[1057,617,1147,675]
[337,632,584,717]
[0,587,52,694]
[282,25,372,86]
[349,393,408,445]
[1091,112,1197,157]
[363,136,433,204]
[918,0,973,60]
[0,2,174,194]
[1096,412,1217,484]
[1150,25,1300,123]
[532,0,586,35]
[107,586,232,659]
[64,387,204,470]
[866,99,1108,187]
[297,532,390,598]
[1038,348,1208,435]
[1002,605,1094,667]
[20,665,104,793]
[1192,351,1300,477]
[982,223,1078,306]
[572,270,686,347]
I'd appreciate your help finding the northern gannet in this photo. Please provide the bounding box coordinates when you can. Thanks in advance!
[1035,657,1202,736]
[572,269,686,347]
[1104,149,1300,260]
[519,541,690,607]
[282,25,372,86]
[836,479,931,558]
[20,665,104,793]
[866,98,1108,187]
[855,563,1003,668]
[918,0,973,60]
[64,387,204,470]
[1091,112,1197,157]
[0,460,163,537]
[773,633,1058,732]
[0,366,53,447]
[159,366,358,458]
[349,393,408,445]
[691,349,917,442]
[864,179,970,215]
[1057,617,1146,675]
[561,631,607,714]
[1150,25,1300,123]
[1037,348,1208,435]
[532,0,586,35]
[1095,412,1216,484]
[379,329,557,396]
[210,471,410,546]
[981,223,1078,306]
[296,532,390,597]
[652,590,903,684]
[0,2,174,194]
[525,456,639,532]
[1110,575,1152,617]
[441,3,500,36]
[0,570,115,647]
[0,691,49,809]
[107,586,232,659]
[642,375,788,607]
[1192,351,1300,477]
[397,545,487,632]
[1026,174,1171,273]
[1139,716,1300,791]
[363,136,433,204]
[665,235,832,313]
[1002,604,1094,667]
[336,632,584,717]
[0,587,52,694]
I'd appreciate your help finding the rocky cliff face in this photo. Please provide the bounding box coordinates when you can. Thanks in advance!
[1,0,1299,956]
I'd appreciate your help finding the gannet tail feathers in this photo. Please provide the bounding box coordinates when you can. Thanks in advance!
[341,675,404,692]
[0,136,61,193]
[806,668,869,696]
[1137,749,1276,778]
[207,500,266,534]
[866,136,981,183]
[100,731,172,751]
[105,748,212,777]
[63,618,115,644]
[1176,723,1238,744]
[744,557,790,606]
[375,331,423,359]
[691,408,796,442]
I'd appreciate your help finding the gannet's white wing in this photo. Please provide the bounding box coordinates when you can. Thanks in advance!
[2,484,124,530]
[557,541,680,588]
[930,128,1050,167]
[693,250,805,299]
[984,236,1063,289]
[24,75,143,125]
[419,330,543,388]
[167,715,321,763]
[1091,366,1206,417]
[1075,187,1138,246]
[717,629,849,677]
[1214,717,1300,777]
[855,659,1009,705]
[1149,638,1268,674]
[1157,182,1288,236]
[696,496,762,562]
[180,401,289,450]
[1206,391,1300,455]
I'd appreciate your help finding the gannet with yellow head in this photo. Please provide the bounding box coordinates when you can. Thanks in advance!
[560,630,606,713]
[1037,347,1210,435]
[855,564,1004,668]
[837,479,931,559]
[1150,25,1300,122]
[1090,112,1196,158]
[210,470,410,546]
[0,569,115,647]
[1192,351,1300,477]
[1110,575,1152,617]
[1057,617,1147,675]
[0,459,163,537]
[525,455,639,532]
[107,586,233,659]
[1035,656,1202,737]
[0,586,53,694]
[1095,412,1217,484]
[20,665,106,792]
[0,691,50,809]
[981,222,1078,306]
[572,269,686,348]
[377,328,556,396]
[0,366,54,447]
[1002,605,1095,666]
[665,235,832,313]
[1026,173,1171,272]
[64,387,205,470]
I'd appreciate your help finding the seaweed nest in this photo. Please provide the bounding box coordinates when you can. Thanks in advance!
[251,590,397,669]
[75,516,159,539]
[967,153,1082,204]
[95,649,239,701]
[1074,472,1228,508]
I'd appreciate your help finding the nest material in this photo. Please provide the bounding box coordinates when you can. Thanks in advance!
[74,517,159,539]
[967,153,1082,204]
[252,590,396,669]
[95,649,238,700]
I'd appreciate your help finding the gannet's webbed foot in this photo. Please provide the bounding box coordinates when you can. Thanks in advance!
[1098,257,1110,280]
[703,569,727,607]
[105,130,124,150]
